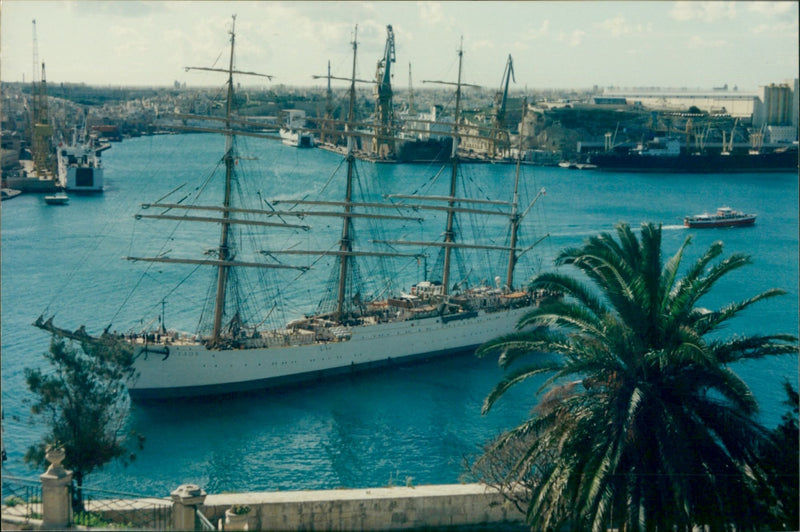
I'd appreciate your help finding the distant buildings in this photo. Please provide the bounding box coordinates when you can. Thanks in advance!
[754,79,799,143]
[602,86,758,118]
[601,79,799,142]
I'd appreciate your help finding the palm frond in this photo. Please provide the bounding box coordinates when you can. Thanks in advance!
[482,363,560,414]
[558,233,636,301]
[477,223,795,531]
[530,271,609,318]
[687,252,752,306]
[475,328,573,368]
[709,333,799,363]
[475,330,541,358]
[518,301,607,339]
[638,223,663,312]
[659,234,692,313]
[694,288,787,335]
[681,239,724,285]
[614,222,643,271]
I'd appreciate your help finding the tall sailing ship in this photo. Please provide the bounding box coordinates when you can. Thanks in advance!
[36,21,550,400]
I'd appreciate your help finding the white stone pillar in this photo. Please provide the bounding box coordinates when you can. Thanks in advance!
[39,446,73,529]
[171,483,207,531]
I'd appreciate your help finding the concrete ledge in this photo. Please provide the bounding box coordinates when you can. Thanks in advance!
[202,483,525,531]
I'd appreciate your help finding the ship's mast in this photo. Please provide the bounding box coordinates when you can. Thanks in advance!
[506,97,525,289]
[294,28,421,321]
[335,26,359,321]
[321,60,333,145]
[375,55,544,297]
[407,63,416,116]
[442,39,465,295]
[210,15,239,344]
[507,97,547,289]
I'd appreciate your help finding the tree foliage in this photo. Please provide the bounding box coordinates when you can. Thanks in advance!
[757,382,800,530]
[476,222,798,531]
[24,335,144,500]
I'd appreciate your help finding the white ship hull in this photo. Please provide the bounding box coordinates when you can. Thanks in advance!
[280,128,315,148]
[62,166,103,192]
[57,142,104,192]
[128,306,529,400]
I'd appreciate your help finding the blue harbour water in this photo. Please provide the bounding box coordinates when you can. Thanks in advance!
[2,133,798,496]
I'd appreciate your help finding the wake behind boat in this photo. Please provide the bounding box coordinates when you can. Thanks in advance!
[684,206,756,228]
[36,21,551,400]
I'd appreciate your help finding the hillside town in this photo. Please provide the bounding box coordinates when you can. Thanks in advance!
[2,76,797,190]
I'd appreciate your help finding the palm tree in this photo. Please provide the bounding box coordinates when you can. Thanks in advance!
[477,222,797,531]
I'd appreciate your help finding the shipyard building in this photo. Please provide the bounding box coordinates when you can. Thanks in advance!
[601,78,799,143]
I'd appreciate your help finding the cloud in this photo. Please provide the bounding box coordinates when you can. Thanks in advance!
[686,35,728,49]
[417,1,446,27]
[751,20,799,37]
[598,16,631,38]
[524,19,550,40]
[745,2,796,16]
[596,17,653,38]
[472,39,493,51]
[558,29,586,47]
[670,1,737,22]
[68,0,158,18]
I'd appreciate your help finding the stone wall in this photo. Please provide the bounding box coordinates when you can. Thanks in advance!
[201,483,525,531]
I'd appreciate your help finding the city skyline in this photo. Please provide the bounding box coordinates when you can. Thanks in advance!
[1,1,798,92]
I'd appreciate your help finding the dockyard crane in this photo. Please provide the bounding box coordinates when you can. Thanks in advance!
[372,25,396,158]
[492,54,515,157]
[31,19,55,178]
[494,55,515,129]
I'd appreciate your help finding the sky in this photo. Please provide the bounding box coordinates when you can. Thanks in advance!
[1,1,797,92]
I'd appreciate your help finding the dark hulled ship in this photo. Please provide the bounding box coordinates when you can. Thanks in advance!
[589,137,798,173]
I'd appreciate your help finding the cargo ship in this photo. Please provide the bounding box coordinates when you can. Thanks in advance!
[395,136,453,163]
[684,207,756,228]
[589,137,798,173]
[57,130,109,193]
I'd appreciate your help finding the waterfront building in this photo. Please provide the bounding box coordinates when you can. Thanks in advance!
[601,86,759,119]
[601,79,799,143]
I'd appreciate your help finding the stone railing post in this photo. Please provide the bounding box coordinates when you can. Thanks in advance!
[40,445,73,529]
[170,484,207,531]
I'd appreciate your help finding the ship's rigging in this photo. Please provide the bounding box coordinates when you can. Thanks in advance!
[33,19,551,400]
[124,16,309,346]
[128,21,425,339]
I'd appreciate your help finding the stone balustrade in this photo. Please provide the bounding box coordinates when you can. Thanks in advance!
[3,448,526,531]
